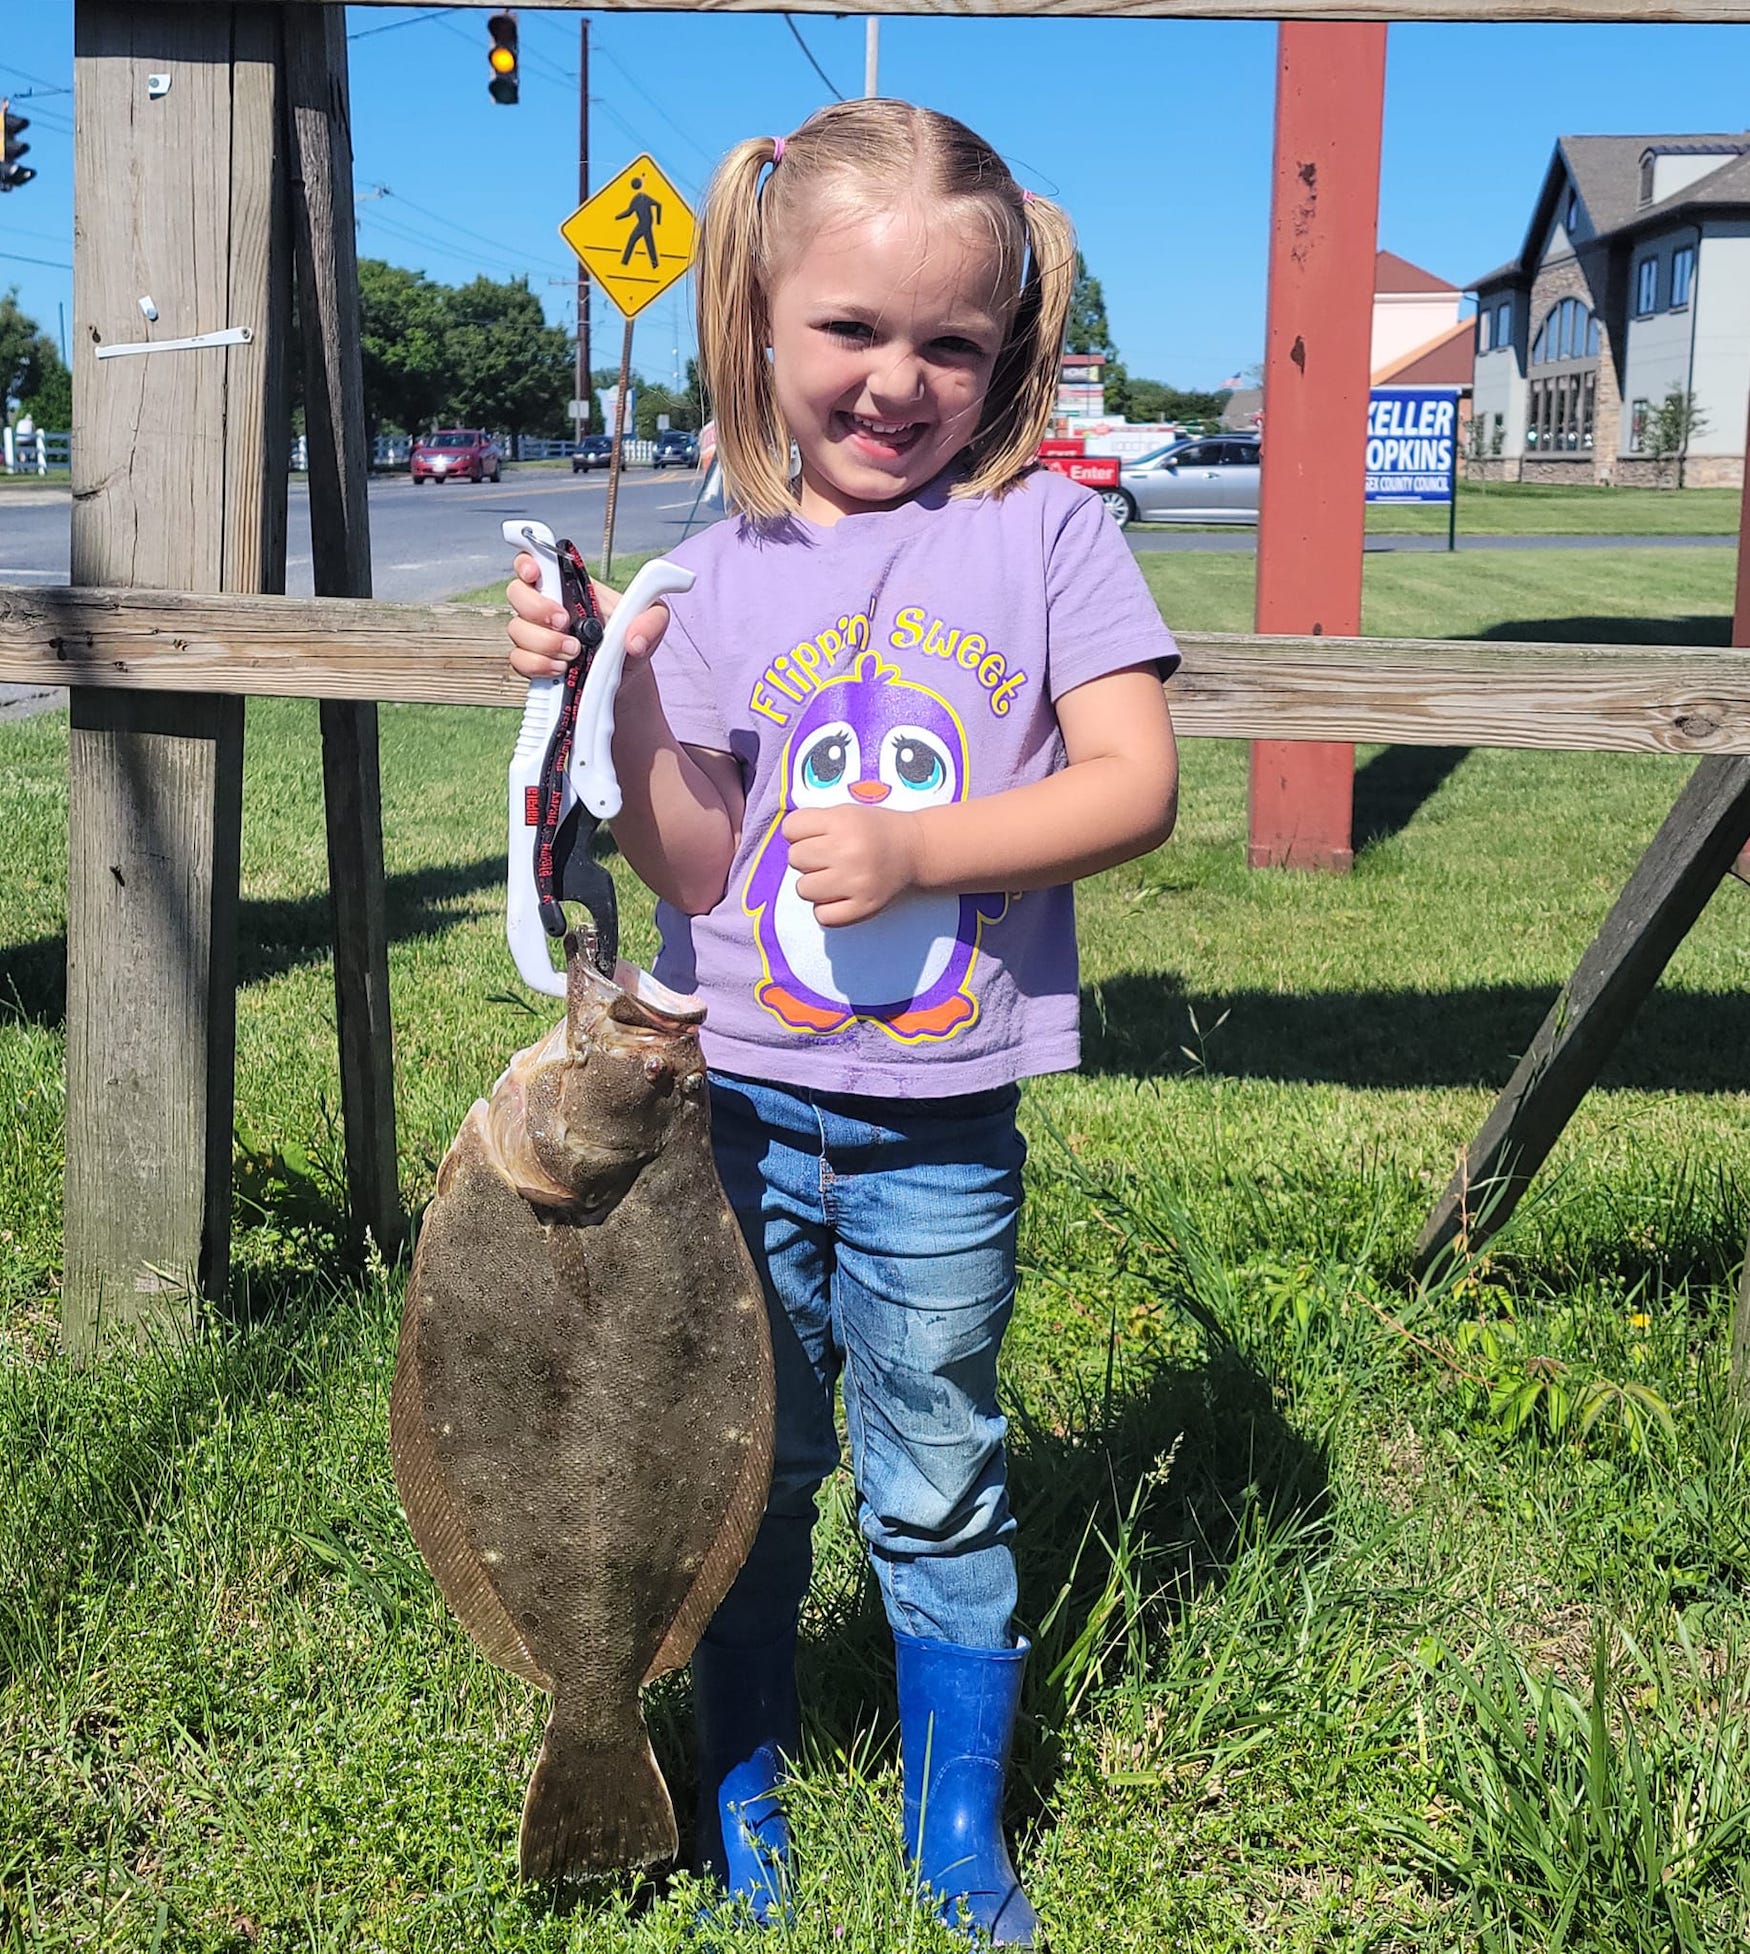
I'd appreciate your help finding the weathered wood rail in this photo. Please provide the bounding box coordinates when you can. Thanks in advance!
[5,591,1750,757]
[155,0,1750,22]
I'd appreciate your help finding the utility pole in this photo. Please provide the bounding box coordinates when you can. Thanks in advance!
[575,17,592,438]
[864,19,879,97]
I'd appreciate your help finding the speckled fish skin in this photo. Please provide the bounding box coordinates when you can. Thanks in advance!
[389,945,773,1882]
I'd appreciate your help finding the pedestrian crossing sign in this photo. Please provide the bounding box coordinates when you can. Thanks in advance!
[561,154,696,319]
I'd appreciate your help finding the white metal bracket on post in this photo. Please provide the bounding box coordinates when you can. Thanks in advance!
[94,326,253,361]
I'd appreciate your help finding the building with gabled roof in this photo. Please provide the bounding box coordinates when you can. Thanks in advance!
[1470,133,1750,485]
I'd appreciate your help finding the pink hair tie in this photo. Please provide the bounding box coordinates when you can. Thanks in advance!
[1021,187,1034,204]
[771,137,786,164]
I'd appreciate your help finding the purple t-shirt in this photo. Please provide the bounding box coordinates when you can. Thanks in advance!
[647,465,1179,1096]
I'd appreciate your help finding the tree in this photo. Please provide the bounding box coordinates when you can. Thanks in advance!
[357,259,447,440]
[1124,380,1233,428]
[0,290,57,416]
[19,356,71,431]
[441,276,573,441]
[1642,388,1707,488]
[1064,253,1115,360]
[1063,253,1134,415]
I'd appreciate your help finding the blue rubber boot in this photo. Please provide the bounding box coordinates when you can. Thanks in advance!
[896,1630,1042,1946]
[691,1624,798,1924]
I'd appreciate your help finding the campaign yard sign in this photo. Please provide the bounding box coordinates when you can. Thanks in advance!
[1366,388,1459,504]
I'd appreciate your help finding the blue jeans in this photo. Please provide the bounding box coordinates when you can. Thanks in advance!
[703,1072,1025,1653]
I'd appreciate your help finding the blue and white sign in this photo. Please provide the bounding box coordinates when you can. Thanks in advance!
[1366,388,1459,503]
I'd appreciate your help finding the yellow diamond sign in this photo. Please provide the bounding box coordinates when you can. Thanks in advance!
[561,154,695,319]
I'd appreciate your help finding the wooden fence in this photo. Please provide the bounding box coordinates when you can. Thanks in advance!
[12,0,1750,1360]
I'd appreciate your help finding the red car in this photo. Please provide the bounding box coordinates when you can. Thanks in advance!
[411,428,503,484]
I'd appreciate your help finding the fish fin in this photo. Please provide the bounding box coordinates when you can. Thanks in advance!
[643,1314,777,1685]
[389,1253,551,1691]
[519,1707,677,1880]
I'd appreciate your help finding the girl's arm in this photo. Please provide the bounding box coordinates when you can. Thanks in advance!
[780,665,1177,928]
[506,560,743,914]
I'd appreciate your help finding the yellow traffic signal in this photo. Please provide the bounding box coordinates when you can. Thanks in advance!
[488,12,519,106]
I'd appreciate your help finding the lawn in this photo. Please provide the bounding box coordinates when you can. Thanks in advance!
[1367,480,1743,537]
[6,545,1750,1951]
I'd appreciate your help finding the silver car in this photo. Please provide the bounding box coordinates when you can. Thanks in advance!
[1102,433,1261,525]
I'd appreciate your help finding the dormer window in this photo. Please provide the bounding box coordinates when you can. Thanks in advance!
[1639,150,1656,206]
[1565,191,1579,233]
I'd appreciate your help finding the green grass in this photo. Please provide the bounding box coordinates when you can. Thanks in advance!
[1367,481,1743,537]
[8,547,1750,1949]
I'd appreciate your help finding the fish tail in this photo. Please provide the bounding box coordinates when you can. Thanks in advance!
[518,1704,677,1882]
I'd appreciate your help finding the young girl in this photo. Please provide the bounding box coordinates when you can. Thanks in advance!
[507,100,1179,1944]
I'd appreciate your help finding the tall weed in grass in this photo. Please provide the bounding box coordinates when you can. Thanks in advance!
[1410,1625,1750,1951]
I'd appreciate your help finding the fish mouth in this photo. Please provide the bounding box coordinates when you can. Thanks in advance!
[571,954,707,1032]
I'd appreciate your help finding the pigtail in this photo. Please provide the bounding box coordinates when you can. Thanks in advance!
[696,136,795,521]
[958,193,1078,502]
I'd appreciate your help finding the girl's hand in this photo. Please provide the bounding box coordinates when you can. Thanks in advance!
[504,552,672,681]
[780,805,922,927]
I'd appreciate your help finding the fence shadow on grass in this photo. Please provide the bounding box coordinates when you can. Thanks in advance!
[1469,611,1733,647]
[1353,743,1470,852]
[1080,968,1750,1096]
[0,854,507,1030]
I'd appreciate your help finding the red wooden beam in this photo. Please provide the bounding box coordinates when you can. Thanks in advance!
[1248,21,1388,872]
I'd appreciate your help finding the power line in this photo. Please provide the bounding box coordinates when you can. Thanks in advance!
[0,63,70,97]
[356,207,562,283]
[782,17,845,102]
[347,9,449,40]
[587,38,718,170]
[0,249,72,271]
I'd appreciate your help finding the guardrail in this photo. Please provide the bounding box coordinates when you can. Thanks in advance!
[286,433,663,471]
[1,428,70,474]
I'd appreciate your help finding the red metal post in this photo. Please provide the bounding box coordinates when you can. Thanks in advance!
[1247,22,1388,872]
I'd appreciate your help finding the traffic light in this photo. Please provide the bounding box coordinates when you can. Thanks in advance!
[0,101,33,193]
[487,12,519,106]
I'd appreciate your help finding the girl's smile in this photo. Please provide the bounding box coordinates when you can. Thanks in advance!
[766,205,1011,526]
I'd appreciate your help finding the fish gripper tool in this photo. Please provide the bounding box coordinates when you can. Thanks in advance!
[502,519,696,995]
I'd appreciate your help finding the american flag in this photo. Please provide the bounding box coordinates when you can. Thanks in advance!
[1218,373,1246,391]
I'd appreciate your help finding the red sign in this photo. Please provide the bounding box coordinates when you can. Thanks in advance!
[1037,437,1084,458]
[1037,453,1120,490]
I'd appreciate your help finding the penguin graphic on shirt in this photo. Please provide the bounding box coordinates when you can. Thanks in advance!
[744,650,1007,1042]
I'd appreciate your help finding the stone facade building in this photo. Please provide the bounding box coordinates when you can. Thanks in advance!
[1469,133,1750,487]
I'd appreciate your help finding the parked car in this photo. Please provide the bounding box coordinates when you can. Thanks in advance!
[652,427,699,469]
[410,428,502,484]
[1103,433,1261,525]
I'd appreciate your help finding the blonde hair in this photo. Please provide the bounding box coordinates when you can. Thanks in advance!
[696,100,1076,522]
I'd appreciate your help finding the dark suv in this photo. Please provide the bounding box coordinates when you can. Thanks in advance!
[652,428,699,470]
[410,429,502,484]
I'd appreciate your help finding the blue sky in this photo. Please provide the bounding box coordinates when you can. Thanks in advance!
[2,7,1748,392]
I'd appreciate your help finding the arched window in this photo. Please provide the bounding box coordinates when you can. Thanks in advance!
[1531,297,1598,367]
[1526,298,1600,455]
[1639,150,1656,207]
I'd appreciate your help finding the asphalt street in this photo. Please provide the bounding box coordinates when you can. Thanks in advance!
[0,469,1736,718]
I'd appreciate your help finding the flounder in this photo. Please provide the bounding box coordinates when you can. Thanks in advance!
[389,945,773,1880]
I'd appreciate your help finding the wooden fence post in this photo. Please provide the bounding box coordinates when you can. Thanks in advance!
[63,1,288,1352]
[285,8,404,1260]
[1246,21,1386,874]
